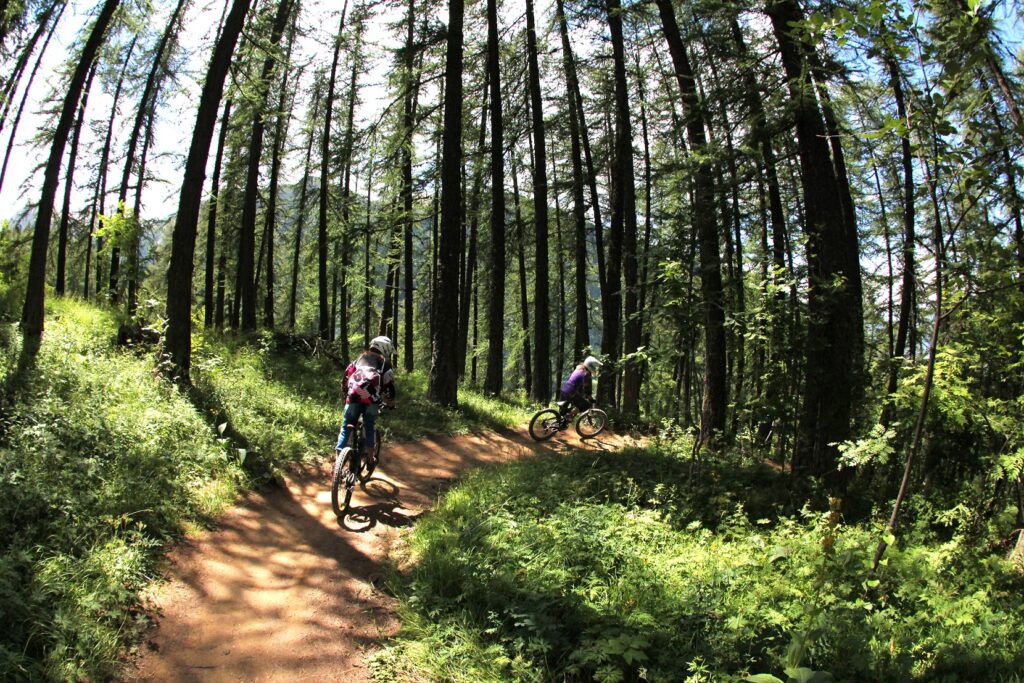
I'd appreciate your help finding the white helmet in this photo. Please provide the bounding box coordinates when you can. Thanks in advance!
[583,355,602,373]
[369,335,394,358]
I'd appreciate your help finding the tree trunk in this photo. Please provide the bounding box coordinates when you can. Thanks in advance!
[363,152,375,346]
[427,0,463,406]
[632,47,653,410]
[459,76,488,378]
[553,158,567,387]
[524,0,551,402]
[164,0,253,381]
[881,54,916,428]
[656,0,726,439]
[56,61,97,296]
[767,0,860,482]
[216,254,227,329]
[104,35,140,304]
[873,131,946,572]
[809,54,864,388]
[482,0,506,396]
[289,80,321,329]
[263,75,294,330]
[555,0,589,360]
[731,17,788,443]
[401,0,416,371]
[606,0,641,418]
[512,154,532,396]
[318,1,349,340]
[337,19,363,361]
[238,0,293,332]
[0,2,64,197]
[205,101,232,327]
[0,0,59,137]
[22,0,120,345]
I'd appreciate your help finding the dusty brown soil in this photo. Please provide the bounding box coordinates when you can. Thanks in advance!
[125,425,639,682]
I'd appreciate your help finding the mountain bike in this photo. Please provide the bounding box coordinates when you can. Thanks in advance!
[331,404,389,518]
[528,401,607,441]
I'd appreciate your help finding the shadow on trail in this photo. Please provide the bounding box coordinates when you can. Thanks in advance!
[131,459,396,681]
[342,501,422,533]
[338,476,422,533]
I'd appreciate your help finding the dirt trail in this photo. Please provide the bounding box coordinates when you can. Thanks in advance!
[126,426,638,682]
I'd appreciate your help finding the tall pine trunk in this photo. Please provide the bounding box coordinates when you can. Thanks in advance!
[767,0,861,482]
[0,2,64,196]
[238,0,293,331]
[608,0,641,416]
[22,0,120,345]
[427,0,463,406]
[512,153,532,395]
[318,2,349,340]
[458,76,488,377]
[401,0,416,371]
[525,0,551,402]
[881,54,916,428]
[56,62,97,295]
[164,0,253,381]
[105,35,140,304]
[205,101,233,328]
[555,0,589,360]
[482,0,506,396]
[288,80,321,329]
[656,0,725,439]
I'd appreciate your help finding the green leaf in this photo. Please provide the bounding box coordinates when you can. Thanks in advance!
[745,676,786,683]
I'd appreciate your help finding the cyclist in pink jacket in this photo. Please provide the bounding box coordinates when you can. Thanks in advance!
[336,336,396,463]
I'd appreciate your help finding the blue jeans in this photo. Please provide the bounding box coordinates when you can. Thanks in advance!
[336,402,379,451]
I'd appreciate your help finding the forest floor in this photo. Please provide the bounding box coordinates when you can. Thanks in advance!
[124,425,641,682]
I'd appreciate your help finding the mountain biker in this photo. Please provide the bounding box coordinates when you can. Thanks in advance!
[558,355,602,420]
[336,335,396,466]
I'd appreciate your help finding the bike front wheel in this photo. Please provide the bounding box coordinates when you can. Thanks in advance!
[575,408,608,439]
[331,448,357,517]
[529,408,562,441]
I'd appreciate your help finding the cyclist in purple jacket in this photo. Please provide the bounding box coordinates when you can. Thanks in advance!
[558,355,602,418]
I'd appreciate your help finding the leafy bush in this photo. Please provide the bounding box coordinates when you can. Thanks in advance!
[380,442,1024,682]
[190,335,531,480]
[0,300,533,678]
[0,300,243,679]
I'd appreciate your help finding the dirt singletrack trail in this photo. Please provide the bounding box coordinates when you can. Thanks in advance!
[126,426,639,682]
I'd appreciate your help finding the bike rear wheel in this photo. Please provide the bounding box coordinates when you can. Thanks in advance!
[331,448,358,517]
[575,408,607,439]
[529,408,562,441]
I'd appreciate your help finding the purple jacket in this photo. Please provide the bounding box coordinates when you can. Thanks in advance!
[560,367,591,398]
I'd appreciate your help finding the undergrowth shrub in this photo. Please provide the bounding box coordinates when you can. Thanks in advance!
[379,442,1024,682]
[0,300,242,680]
[0,299,535,679]
[190,335,531,480]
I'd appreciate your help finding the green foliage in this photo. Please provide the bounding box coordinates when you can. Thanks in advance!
[94,204,140,258]
[0,299,243,679]
[0,220,28,321]
[380,441,1024,682]
[0,299,535,678]
[189,335,531,483]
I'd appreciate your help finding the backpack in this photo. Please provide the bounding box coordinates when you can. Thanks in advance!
[347,355,383,402]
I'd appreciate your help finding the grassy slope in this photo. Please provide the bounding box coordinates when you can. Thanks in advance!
[375,443,1024,683]
[0,300,529,680]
